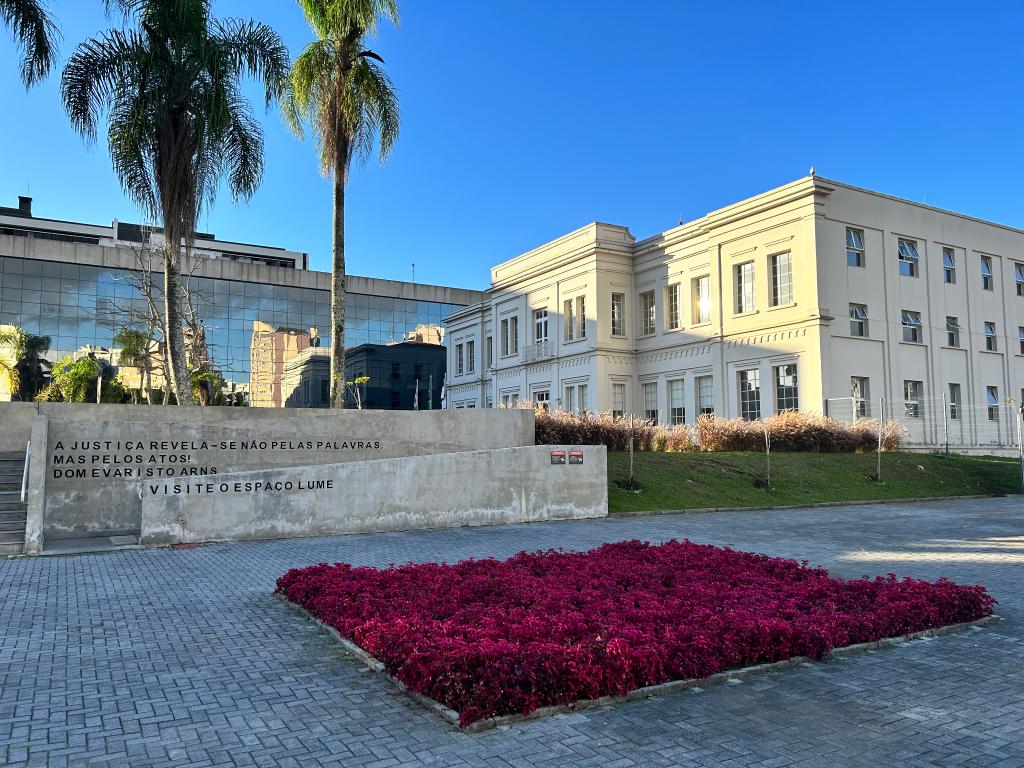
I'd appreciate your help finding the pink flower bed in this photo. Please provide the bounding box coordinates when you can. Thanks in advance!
[276,540,994,726]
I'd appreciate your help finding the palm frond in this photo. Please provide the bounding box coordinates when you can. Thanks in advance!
[211,17,289,105]
[1,0,60,87]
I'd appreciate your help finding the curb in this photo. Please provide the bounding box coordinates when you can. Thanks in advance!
[274,592,1000,733]
[610,493,1019,518]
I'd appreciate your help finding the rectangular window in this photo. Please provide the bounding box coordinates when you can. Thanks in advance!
[943,247,956,284]
[666,283,681,330]
[984,321,997,351]
[849,303,868,337]
[640,290,656,336]
[846,228,865,268]
[500,319,509,357]
[774,363,798,412]
[534,308,548,343]
[668,379,685,425]
[987,386,999,421]
[563,299,575,341]
[612,382,625,419]
[564,384,575,413]
[738,369,761,420]
[500,392,515,406]
[769,251,793,306]
[534,390,550,411]
[901,310,923,343]
[510,316,518,354]
[578,383,587,412]
[981,256,993,290]
[904,380,923,418]
[1015,262,1024,296]
[696,375,714,415]
[455,343,464,375]
[576,296,586,339]
[946,316,960,347]
[693,275,711,324]
[851,376,869,417]
[1019,326,1024,355]
[611,292,625,336]
[948,383,961,420]
[466,340,475,373]
[486,335,493,368]
[735,261,755,313]
[642,382,658,422]
[898,238,920,277]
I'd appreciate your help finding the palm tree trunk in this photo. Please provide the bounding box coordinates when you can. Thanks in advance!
[162,230,195,406]
[329,138,349,408]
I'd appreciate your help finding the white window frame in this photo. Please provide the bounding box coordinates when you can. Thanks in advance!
[611,382,626,419]
[948,382,961,420]
[668,379,685,425]
[849,303,868,337]
[738,368,761,421]
[846,228,865,268]
[696,374,714,415]
[898,238,920,278]
[1015,262,1024,296]
[693,275,711,324]
[534,308,548,344]
[610,292,625,336]
[769,251,793,306]
[455,343,464,375]
[466,339,475,374]
[639,290,656,336]
[901,310,923,343]
[666,283,681,331]
[642,382,658,422]
[942,247,956,284]
[773,363,798,413]
[984,321,997,351]
[981,256,994,291]
[946,316,960,348]
[735,261,756,314]
[904,380,923,418]
[986,386,999,421]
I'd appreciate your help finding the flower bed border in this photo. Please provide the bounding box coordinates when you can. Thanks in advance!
[274,592,1000,732]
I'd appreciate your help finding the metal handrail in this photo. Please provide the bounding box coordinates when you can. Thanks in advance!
[20,440,30,504]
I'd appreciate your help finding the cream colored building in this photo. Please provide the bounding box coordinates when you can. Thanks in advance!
[445,175,1024,449]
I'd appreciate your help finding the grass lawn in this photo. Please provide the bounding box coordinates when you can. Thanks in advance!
[608,451,1020,514]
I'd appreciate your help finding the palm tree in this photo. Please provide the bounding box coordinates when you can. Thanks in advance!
[283,0,400,407]
[113,327,154,403]
[61,0,289,406]
[0,325,50,401]
[1,0,59,87]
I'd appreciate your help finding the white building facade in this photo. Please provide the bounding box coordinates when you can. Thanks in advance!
[445,176,1024,449]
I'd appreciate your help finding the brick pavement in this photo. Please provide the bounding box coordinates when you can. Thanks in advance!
[1,497,1022,767]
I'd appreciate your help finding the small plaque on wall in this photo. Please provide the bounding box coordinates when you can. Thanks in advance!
[550,451,566,465]
[568,450,584,464]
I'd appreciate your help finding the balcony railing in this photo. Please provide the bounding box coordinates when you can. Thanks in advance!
[523,340,554,362]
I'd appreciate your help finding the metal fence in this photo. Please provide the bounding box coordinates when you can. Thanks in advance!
[824,396,1024,453]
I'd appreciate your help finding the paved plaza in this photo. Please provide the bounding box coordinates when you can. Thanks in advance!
[1,497,1022,767]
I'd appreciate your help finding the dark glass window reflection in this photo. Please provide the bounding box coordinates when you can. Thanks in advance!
[0,256,462,405]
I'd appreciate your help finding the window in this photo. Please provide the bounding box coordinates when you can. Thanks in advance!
[901,310,923,343]
[735,261,755,313]
[466,340,475,373]
[640,290,656,336]
[455,343,464,375]
[942,247,956,284]
[500,391,515,406]
[666,283,681,330]
[534,308,548,343]
[564,384,587,413]
[1016,262,1024,296]
[769,251,793,306]
[500,316,518,356]
[564,384,575,413]
[1019,326,1024,355]
[849,303,868,337]
[320,379,329,404]
[904,380,923,418]
[898,238,920,277]
[668,379,685,425]
[851,376,869,417]
[696,375,714,415]
[984,321,997,351]
[534,390,550,410]
[948,383,961,420]
[486,335,493,368]
[946,316,960,347]
[562,295,586,340]
[642,382,658,422]
[578,384,588,412]
[981,256,993,290]
[987,386,999,421]
[612,382,626,419]
[738,369,761,420]
[693,275,711,324]
[846,228,865,268]
[611,292,625,336]
[774,363,798,412]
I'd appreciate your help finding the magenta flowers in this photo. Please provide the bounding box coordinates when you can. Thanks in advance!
[277,540,994,726]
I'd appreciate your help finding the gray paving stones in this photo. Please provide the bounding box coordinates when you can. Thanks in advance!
[1,497,1022,766]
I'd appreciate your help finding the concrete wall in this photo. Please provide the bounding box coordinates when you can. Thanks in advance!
[140,444,607,546]
[4,404,534,540]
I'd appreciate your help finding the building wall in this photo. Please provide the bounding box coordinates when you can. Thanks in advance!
[446,176,1024,448]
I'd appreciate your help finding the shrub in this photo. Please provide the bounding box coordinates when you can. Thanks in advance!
[523,403,907,453]
[278,540,993,726]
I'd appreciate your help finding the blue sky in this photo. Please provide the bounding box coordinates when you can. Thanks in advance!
[2,1,1023,290]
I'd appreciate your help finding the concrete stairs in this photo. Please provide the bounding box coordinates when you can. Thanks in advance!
[0,451,27,555]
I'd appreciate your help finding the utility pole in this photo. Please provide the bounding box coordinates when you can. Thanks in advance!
[942,391,949,456]
[876,397,883,482]
[1017,402,1023,495]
